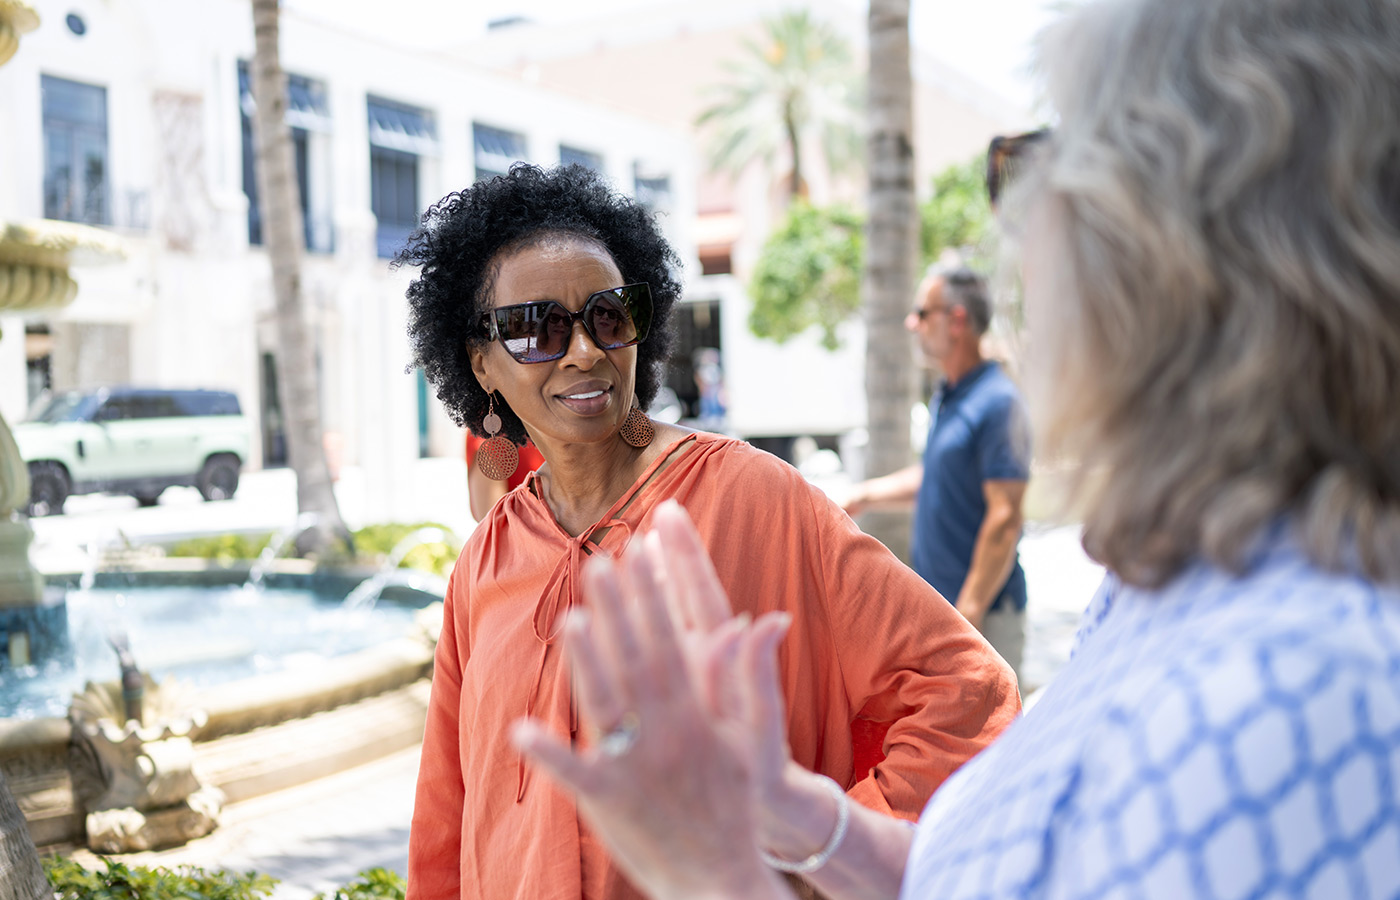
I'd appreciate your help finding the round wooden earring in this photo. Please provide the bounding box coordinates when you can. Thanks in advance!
[478,394,520,480]
[619,405,655,448]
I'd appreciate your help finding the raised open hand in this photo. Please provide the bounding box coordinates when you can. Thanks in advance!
[511,502,795,900]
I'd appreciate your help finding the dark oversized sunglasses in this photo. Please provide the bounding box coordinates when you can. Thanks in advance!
[483,283,653,364]
[986,128,1051,207]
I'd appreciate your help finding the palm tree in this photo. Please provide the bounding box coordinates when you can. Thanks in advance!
[861,0,918,558]
[250,0,349,554]
[695,9,862,198]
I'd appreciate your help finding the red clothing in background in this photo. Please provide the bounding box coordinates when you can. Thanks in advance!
[466,433,546,489]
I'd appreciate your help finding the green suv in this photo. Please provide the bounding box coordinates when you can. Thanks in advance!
[14,387,252,516]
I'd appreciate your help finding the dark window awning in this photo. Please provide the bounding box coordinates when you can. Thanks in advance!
[474,123,527,175]
[238,61,332,132]
[368,96,439,155]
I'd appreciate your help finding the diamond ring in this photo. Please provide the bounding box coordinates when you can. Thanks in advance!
[596,712,640,758]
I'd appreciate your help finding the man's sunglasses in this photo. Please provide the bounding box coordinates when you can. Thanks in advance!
[986,128,1051,208]
[482,283,653,364]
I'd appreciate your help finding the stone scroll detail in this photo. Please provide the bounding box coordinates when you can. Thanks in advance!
[67,677,223,853]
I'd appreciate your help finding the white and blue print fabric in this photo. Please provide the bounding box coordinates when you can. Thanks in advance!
[901,534,1400,900]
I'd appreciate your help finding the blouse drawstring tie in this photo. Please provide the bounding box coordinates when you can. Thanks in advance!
[515,517,634,803]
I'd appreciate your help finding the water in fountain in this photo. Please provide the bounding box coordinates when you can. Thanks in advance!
[0,527,135,673]
[246,512,324,590]
[2,575,432,719]
[343,527,453,611]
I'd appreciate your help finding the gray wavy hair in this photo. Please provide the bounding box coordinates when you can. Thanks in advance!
[1019,0,1400,586]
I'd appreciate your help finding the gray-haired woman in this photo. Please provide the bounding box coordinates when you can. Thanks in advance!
[512,0,1400,897]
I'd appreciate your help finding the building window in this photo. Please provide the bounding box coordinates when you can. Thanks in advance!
[474,123,527,182]
[239,62,333,252]
[370,147,419,259]
[633,164,672,214]
[560,145,602,171]
[369,96,436,259]
[41,75,108,225]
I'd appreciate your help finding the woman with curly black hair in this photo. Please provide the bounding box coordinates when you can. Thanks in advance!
[398,164,1018,900]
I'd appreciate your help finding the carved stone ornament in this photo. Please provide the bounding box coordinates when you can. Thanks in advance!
[67,676,222,853]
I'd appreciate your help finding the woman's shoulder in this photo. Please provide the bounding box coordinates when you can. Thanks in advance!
[1075,562,1400,802]
[681,431,819,498]
[908,566,1400,899]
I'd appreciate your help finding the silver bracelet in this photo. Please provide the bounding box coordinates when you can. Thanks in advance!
[758,774,851,874]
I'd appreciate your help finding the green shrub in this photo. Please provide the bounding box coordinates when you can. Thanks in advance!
[44,856,277,900]
[163,522,459,577]
[166,532,275,564]
[351,522,458,577]
[44,858,407,900]
[314,868,406,900]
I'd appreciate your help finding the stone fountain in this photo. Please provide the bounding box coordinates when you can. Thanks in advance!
[0,1,124,665]
[65,633,222,853]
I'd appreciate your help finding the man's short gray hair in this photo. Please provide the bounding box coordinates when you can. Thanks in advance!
[928,264,991,334]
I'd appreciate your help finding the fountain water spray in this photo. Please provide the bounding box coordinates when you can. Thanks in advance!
[343,527,453,610]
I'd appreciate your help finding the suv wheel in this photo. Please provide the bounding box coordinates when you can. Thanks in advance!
[133,491,163,507]
[197,454,240,501]
[27,462,70,517]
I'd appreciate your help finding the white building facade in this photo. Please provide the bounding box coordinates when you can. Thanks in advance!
[463,0,1030,464]
[0,0,696,522]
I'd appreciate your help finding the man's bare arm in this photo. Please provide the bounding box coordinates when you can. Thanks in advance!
[840,464,923,517]
[954,479,1027,630]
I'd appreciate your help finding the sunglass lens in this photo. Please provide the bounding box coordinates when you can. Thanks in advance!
[986,129,1049,206]
[498,302,570,363]
[585,290,638,349]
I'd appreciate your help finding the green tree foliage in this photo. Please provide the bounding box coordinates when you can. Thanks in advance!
[748,202,864,350]
[747,153,992,348]
[920,156,993,267]
[696,10,862,197]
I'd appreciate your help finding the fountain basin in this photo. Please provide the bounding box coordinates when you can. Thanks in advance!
[0,560,443,850]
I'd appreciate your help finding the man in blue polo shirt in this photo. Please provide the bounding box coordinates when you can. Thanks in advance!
[844,265,1031,681]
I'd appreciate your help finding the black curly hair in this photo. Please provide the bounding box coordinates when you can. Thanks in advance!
[395,163,682,446]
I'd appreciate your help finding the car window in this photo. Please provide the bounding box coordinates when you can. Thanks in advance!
[174,392,240,417]
[140,393,182,419]
[207,393,241,416]
[27,392,102,423]
[95,396,137,422]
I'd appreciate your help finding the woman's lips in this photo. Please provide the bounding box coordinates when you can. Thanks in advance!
[556,386,612,415]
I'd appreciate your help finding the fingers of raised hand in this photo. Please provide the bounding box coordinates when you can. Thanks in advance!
[584,551,649,698]
[564,609,628,747]
[619,543,688,701]
[511,718,596,793]
[698,614,750,717]
[740,612,793,767]
[653,501,734,632]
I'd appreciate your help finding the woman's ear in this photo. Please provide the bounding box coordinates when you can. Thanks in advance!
[469,343,491,392]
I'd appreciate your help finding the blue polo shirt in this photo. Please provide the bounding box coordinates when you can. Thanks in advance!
[911,361,1030,612]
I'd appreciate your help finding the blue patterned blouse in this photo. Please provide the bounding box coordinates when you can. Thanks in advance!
[900,533,1400,899]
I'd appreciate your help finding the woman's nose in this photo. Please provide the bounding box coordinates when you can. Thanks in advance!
[561,320,604,365]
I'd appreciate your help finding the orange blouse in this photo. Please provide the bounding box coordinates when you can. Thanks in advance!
[408,433,1019,900]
